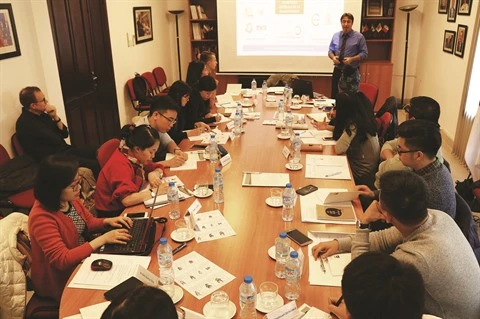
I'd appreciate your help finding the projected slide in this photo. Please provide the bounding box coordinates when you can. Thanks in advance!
[236,0,343,56]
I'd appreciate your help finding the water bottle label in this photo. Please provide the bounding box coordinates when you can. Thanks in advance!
[158,254,172,266]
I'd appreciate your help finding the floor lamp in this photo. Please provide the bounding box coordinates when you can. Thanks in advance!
[399,4,418,107]
[168,10,184,80]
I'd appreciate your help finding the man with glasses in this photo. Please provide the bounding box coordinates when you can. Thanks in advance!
[374,96,443,189]
[312,170,480,319]
[16,86,100,176]
[134,95,188,167]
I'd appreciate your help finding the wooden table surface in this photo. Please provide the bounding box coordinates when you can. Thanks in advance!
[59,96,359,318]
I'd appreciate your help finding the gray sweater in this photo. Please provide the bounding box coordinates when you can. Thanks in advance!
[338,210,480,319]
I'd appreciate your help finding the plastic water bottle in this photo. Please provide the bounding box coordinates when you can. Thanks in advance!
[209,134,219,163]
[233,111,242,137]
[239,275,257,319]
[278,99,285,121]
[251,78,257,92]
[262,80,268,96]
[285,251,301,300]
[285,110,294,136]
[213,168,224,204]
[289,133,302,168]
[275,232,291,278]
[285,87,293,109]
[157,237,175,297]
[236,102,243,120]
[283,84,290,99]
[282,183,296,222]
[167,181,180,219]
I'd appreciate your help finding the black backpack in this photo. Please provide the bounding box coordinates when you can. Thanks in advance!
[132,73,155,105]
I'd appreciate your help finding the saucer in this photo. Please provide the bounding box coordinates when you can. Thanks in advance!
[290,105,301,110]
[267,245,295,260]
[203,300,236,319]
[171,229,195,242]
[241,102,253,107]
[256,295,285,313]
[266,97,276,102]
[265,197,282,208]
[193,188,214,198]
[277,134,290,140]
[172,285,184,303]
[243,94,253,98]
[285,163,303,171]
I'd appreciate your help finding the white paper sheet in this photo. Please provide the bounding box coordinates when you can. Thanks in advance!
[307,232,353,286]
[68,254,151,290]
[305,155,351,180]
[192,209,237,243]
[306,113,328,122]
[242,172,290,187]
[300,188,356,224]
[166,151,205,171]
[173,251,235,300]
[200,132,230,145]
[79,301,111,319]
[226,84,242,96]
[181,307,206,319]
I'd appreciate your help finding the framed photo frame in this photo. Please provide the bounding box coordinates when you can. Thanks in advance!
[454,24,468,58]
[457,0,472,15]
[443,30,455,54]
[447,0,457,22]
[133,7,153,44]
[366,0,383,17]
[0,3,21,60]
[438,0,448,13]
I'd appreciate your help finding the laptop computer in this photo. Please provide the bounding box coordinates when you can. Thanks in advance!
[291,78,314,97]
[99,188,164,256]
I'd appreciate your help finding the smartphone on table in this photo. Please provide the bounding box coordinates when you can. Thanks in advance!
[125,212,148,218]
[296,184,318,196]
[286,229,313,246]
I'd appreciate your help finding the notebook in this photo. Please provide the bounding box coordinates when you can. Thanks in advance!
[99,188,163,256]
[316,204,356,223]
[291,78,314,97]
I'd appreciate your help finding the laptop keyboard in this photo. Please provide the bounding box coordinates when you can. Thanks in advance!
[108,218,148,252]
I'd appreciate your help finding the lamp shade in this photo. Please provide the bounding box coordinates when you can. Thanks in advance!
[399,4,418,12]
[167,0,186,12]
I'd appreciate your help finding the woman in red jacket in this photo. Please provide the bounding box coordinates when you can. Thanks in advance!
[29,155,133,303]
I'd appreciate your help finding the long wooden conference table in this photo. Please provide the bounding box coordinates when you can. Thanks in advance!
[59,95,360,318]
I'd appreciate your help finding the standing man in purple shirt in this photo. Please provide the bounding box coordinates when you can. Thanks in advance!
[328,13,368,99]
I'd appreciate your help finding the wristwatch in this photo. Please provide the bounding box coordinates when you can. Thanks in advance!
[356,220,370,229]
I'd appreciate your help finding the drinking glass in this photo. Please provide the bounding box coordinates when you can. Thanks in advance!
[196,179,209,196]
[175,220,189,240]
[210,290,230,318]
[259,282,278,310]
[280,121,289,136]
[301,94,309,104]
[270,188,282,206]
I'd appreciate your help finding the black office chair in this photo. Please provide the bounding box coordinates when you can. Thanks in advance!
[455,192,480,264]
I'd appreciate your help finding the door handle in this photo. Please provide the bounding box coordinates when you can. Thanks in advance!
[91,71,98,90]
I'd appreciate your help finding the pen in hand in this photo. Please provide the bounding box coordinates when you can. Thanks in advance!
[319,256,326,273]
[329,295,344,317]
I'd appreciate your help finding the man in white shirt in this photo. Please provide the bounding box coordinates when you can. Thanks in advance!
[134,96,188,167]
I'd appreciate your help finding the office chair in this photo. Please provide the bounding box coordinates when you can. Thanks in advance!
[152,67,169,93]
[126,78,150,115]
[359,82,379,108]
[97,139,120,168]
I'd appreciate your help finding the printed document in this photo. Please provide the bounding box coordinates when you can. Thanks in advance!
[305,154,351,180]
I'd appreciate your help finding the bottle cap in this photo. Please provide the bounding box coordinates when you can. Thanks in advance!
[286,183,292,188]
[295,133,300,136]
[243,275,253,283]
[168,181,175,186]
[211,134,215,138]
[215,168,221,173]
[279,232,287,238]
[290,251,298,258]
[160,237,167,245]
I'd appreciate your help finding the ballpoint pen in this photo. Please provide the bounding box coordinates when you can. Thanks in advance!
[325,171,341,177]
[319,256,326,273]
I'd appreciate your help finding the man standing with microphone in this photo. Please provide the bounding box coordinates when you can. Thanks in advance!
[328,13,368,98]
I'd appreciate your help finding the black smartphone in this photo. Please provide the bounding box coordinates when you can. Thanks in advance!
[217,144,228,157]
[296,184,318,196]
[286,229,313,246]
[192,144,207,149]
[125,212,148,218]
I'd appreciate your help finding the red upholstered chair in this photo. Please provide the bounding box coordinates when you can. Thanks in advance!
[152,66,169,93]
[142,71,162,96]
[97,138,120,168]
[25,293,59,319]
[11,133,25,156]
[375,112,393,146]
[360,82,379,108]
[126,78,150,115]
[0,144,35,210]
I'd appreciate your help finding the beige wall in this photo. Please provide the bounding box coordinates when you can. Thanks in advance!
[391,0,479,143]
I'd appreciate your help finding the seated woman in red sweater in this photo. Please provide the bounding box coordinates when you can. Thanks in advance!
[95,124,167,217]
[29,154,133,304]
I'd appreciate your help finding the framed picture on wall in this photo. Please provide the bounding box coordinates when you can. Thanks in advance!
[447,0,458,22]
[0,3,22,60]
[457,0,472,15]
[438,0,448,13]
[134,7,153,44]
[366,0,383,17]
[454,24,468,58]
[443,30,456,54]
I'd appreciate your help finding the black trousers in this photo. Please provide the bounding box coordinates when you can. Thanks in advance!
[63,146,100,177]
[331,67,343,99]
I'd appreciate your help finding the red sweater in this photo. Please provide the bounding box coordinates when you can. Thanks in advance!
[94,148,164,213]
[28,200,105,302]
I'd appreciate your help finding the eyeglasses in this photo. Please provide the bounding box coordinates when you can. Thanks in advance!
[36,98,47,104]
[397,144,423,154]
[158,112,177,124]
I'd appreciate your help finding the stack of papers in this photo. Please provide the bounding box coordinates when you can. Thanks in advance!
[305,154,351,180]
[300,188,358,224]
[242,172,290,187]
[306,113,328,123]
[297,130,335,146]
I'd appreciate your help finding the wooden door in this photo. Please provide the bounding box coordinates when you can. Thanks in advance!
[361,62,393,112]
[47,0,120,147]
